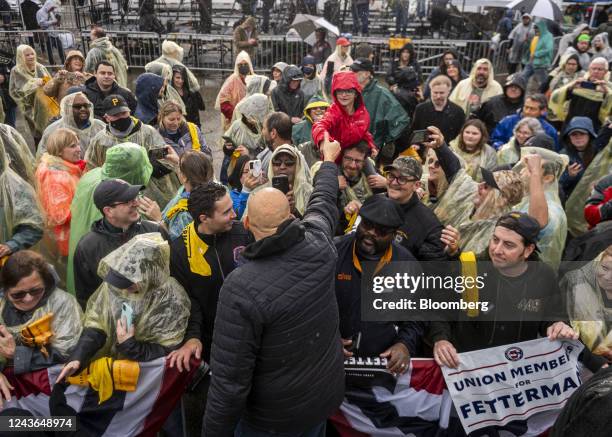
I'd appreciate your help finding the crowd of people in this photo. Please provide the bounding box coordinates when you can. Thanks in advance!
[0,8,608,437]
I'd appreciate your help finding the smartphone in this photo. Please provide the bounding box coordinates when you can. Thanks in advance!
[579,81,597,90]
[272,175,290,194]
[222,135,237,149]
[409,129,430,145]
[149,147,168,160]
[121,302,133,331]
[249,159,262,178]
[346,332,362,353]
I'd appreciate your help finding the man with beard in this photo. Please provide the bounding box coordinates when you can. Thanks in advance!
[334,195,425,369]
[257,111,293,173]
[564,34,592,71]
[450,58,503,117]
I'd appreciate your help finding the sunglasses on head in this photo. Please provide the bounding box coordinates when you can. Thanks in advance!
[9,286,45,301]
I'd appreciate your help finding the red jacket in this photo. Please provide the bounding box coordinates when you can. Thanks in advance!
[311,71,376,161]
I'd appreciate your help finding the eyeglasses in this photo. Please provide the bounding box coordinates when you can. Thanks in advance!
[342,156,364,165]
[336,89,357,96]
[108,198,138,208]
[385,173,417,185]
[9,286,45,301]
[271,159,296,167]
[72,103,90,110]
[360,218,396,236]
[428,158,440,168]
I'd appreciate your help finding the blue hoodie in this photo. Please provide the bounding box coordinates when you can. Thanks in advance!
[491,110,560,150]
[559,116,601,198]
[134,73,164,125]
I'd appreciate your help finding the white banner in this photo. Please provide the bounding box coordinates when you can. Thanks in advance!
[441,338,584,433]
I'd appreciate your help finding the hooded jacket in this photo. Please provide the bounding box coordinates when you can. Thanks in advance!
[9,45,53,136]
[224,93,270,156]
[202,162,344,435]
[233,16,258,61]
[544,53,585,99]
[559,116,600,198]
[66,143,153,295]
[271,65,306,119]
[35,0,59,30]
[312,71,376,160]
[171,64,205,126]
[145,40,200,92]
[386,42,422,86]
[215,51,254,130]
[38,92,105,158]
[360,76,410,148]
[84,36,129,88]
[42,51,90,103]
[0,124,35,184]
[70,233,189,365]
[292,97,330,146]
[449,59,503,116]
[82,75,137,120]
[508,19,535,64]
[0,277,82,375]
[476,74,526,135]
[592,32,612,63]
[300,55,322,103]
[134,72,185,126]
[530,20,554,69]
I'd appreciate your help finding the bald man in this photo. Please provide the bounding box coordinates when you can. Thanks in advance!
[203,135,345,436]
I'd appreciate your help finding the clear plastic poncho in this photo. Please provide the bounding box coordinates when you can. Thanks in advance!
[86,122,180,209]
[513,147,568,270]
[38,92,106,159]
[225,93,270,154]
[84,36,129,88]
[66,143,153,295]
[0,134,43,249]
[145,40,200,92]
[83,232,190,359]
[0,288,83,358]
[564,250,612,356]
[0,123,35,184]
[449,139,497,182]
[9,45,56,137]
[214,51,254,130]
[566,141,612,237]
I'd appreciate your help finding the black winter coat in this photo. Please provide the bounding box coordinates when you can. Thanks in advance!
[476,94,523,136]
[73,218,163,309]
[270,65,306,119]
[83,76,138,120]
[203,162,345,435]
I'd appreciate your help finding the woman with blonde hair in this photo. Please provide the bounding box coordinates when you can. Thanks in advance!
[35,128,85,281]
[157,100,211,159]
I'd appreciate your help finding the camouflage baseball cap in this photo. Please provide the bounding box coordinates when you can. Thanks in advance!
[383,156,422,180]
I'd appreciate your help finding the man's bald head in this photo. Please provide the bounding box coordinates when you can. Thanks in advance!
[246,188,291,240]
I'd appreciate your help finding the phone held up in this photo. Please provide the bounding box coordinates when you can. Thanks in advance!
[272,174,290,194]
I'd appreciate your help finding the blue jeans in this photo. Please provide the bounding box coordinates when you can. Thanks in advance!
[234,421,326,437]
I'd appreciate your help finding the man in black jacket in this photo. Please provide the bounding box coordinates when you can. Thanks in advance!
[335,195,425,371]
[476,73,526,135]
[168,182,252,365]
[202,134,344,436]
[83,61,137,120]
[73,179,163,308]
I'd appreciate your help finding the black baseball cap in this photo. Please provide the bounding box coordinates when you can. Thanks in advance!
[480,167,500,190]
[94,178,144,211]
[359,195,404,229]
[496,212,541,249]
[105,268,135,289]
[103,94,130,116]
[350,58,374,73]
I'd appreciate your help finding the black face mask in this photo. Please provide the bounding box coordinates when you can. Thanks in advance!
[238,64,250,75]
[302,66,314,77]
[110,116,132,131]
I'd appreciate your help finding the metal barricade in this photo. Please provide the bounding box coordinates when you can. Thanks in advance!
[0,29,82,67]
[80,30,161,68]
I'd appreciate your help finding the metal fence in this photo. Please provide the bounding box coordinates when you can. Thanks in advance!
[0,29,518,77]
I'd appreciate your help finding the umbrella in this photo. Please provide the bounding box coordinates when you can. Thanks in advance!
[289,14,340,46]
[507,0,563,22]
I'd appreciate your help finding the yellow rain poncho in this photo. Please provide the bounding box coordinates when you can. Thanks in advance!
[0,287,82,363]
[450,139,497,182]
[564,250,612,356]
[9,45,57,137]
[83,233,190,359]
[0,124,35,184]
[84,36,129,88]
[145,40,200,92]
[514,146,569,270]
[66,143,153,295]
[86,119,180,208]
[566,141,612,237]
[215,51,254,130]
[38,92,106,159]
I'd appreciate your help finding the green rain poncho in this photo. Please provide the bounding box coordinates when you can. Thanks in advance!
[86,120,180,208]
[0,123,35,184]
[0,287,82,360]
[9,45,56,137]
[38,92,106,159]
[84,36,129,88]
[566,141,612,237]
[66,143,153,295]
[83,232,190,359]
[515,146,569,270]
[0,133,43,252]
[564,250,612,357]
